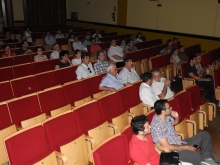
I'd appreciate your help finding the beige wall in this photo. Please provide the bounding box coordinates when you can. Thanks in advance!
[127,0,220,37]
[66,0,117,24]
[12,0,24,21]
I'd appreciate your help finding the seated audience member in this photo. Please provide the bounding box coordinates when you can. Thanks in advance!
[178,45,188,62]
[130,34,136,41]
[172,37,179,48]
[72,36,86,51]
[44,32,56,48]
[66,28,73,37]
[92,29,102,38]
[120,39,129,52]
[16,40,33,55]
[99,64,124,92]
[24,26,32,44]
[55,50,71,70]
[0,40,3,45]
[68,33,74,45]
[151,68,173,99]
[34,47,48,62]
[139,73,159,108]
[170,48,181,71]
[107,39,125,68]
[151,99,218,165]
[129,115,161,165]
[21,31,27,41]
[134,32,144,43]
[50,43,61,59]
[195,54,205,77]
[94,35,101,43]
[90,38,102,55]
[55,30,65,39]
[160,39,173,54]
[119,57,140,84]
[82,34,91,47]
[93,50,109,74]
[71,49,81,65]
[76,51,95,80]
[2,44,15,57]
[127,39,138,52]
[185,55,216,102]
[8,33,19,43]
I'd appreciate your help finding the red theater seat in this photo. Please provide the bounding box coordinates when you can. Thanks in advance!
[0,57,14,68]
[0,66,14,82]
[13,54,32,65]
[33,60,51,74]
[54,66,77,84]
[0,81,14,102]
[13,63,34,78]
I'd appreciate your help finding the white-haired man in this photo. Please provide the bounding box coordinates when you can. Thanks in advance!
[99,64,124,92]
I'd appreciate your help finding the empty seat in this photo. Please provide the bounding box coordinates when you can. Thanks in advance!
[11,75,38,97]
[7,93,46,129]
[13,63,34,78]
[0,81,14,102]
[54,66,77,84]
[37,85,71,116]
[43,111,88,165]
[33,60,51,74]
[35,71,59,91]
[0,66,14,82]
[0,57,14,68]
[62,80,90,107]
[4,124,65,165]
[13,54,32,65]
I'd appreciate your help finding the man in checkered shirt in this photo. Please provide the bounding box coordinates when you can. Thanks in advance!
[93,50,109,74]
[151,100,218,165]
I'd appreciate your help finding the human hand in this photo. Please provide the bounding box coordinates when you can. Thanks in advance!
[171,110,178,118]
[164,80,171,86]
[109,88,117,92]
[184,145,197,151]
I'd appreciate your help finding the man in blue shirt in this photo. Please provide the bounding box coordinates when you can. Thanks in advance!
[99,64,124,92]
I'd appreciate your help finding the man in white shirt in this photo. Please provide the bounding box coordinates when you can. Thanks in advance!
[139,73,159,108]
[75,51,95,80]
[151,68,174,99]
[44,32,56,48]
[107,39,125,68]
[50,44,61,59]
[119,57,140,84]
[72,36,87,51]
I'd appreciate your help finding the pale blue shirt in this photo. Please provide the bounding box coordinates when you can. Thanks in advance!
[99,73,124,90]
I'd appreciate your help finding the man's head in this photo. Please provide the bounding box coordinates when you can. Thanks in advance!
[97,50,105,62]
[46,32,50,36]
[107,64,117,76]
[179,45,185,53]
[21,40,29,49]
[121,39,126,46]
[154,99,171,116]
[189,55,197,65]
[172,37,178,44]
[85,34,91,40]
[128,39,135,46]
[57,30,62,35]
[9,33,16,39]
[196,54,202,65]
[131,115,151,136]
[59,50,69,60]
[36,47,43,55]
[74,36,79,42]
[166,39,172,46]
[171,48,179,55]
[124,57,133,69]
[53,43,60,51]
[81,51,90,65]
[111,39,117,47]
[141,72,153,86]
[151,68,161,82]
[91,38,96,45]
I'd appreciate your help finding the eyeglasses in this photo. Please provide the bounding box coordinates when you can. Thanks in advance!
[88,67,92,73]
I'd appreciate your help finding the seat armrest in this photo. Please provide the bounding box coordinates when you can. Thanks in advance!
[54,151,67,165]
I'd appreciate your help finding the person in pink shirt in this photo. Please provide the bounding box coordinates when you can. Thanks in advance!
[89,38,102,55]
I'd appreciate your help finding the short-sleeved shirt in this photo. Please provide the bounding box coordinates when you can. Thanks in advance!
[34,55,48,62]
[151,114,186,146]
[71,58,81,65]
[56,61,71,69]
[75,63,95,80]
[50,51,60,59]
[82,39,91,47]
[93,60,108,74]
[90,45,102,54]
[107,46,124,62]
[72,41,85,51]
[129,134,160,165]
[184,63,198,78]
[139,82,159,107]
[151,77,174,99]
[99,73,124,90]
[119,67,140,84]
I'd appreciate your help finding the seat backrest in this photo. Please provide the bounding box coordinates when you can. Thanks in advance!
[49,58,60,70]
[0,57,14,68]
[11,75,38,97]
[4,124,53,165]
[43,111,81,151]
[0,102,13,130]
[0,81,14,102]
[13,54,32,65]
[73,100,105,135]
[97,92,125,122]
[146,110,156,124]
[214,69,220,88]
[37,85,68,115]
[186,85,202,110]
[168,98,184,121]
[7,93,42,127]
[35,71,59,91]
[0,66,14,82]
[92,135,134,165]
[54,66,77,84]
[32,60,51,74]
[62,80,89,106]
[120,125,133,146]
[12,63,34,78]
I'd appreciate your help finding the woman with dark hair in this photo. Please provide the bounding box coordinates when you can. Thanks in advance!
[55,50,72,70]
[2,44,15,57]
[24,26,32,44]
[71,49,82,65]
[34,47,48,62]
[134,32,143,43]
